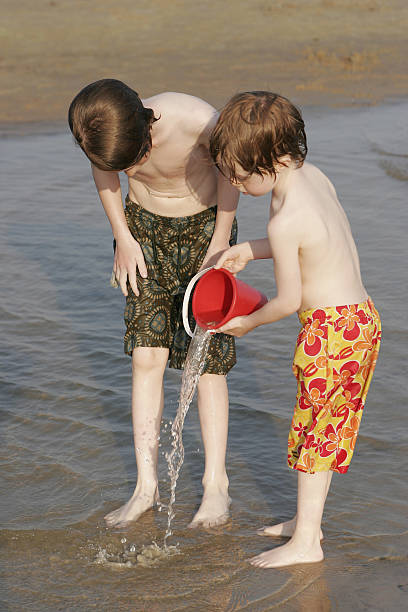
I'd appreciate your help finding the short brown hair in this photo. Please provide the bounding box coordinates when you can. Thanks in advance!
[68,79,158,171]
[210,91,307,181]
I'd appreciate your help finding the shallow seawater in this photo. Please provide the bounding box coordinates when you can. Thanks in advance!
[1,101,407,611]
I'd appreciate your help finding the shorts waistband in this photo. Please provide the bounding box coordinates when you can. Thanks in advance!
[298,297,375,326]
[125,195,217,226]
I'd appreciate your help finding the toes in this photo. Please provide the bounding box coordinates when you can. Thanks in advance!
[188,513,229,529]
[249,553,268,566]
[113,520,129,529]
[249,558,261,567]
[250,559,269,569]
[104,512,123,527]
[104,509,120,520]
[256,528,268,536]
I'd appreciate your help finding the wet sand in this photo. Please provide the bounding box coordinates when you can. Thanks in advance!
[1,0,408,126]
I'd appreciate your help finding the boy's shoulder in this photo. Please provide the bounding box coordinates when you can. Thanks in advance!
[288,162,335,206]
[293,161,328,185]
[269,164,333,234]
[146,91,215,116]
[146,92,217,140]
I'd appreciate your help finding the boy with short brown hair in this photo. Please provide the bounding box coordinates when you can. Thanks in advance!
[211,91,381,567]
[69,79,240,529]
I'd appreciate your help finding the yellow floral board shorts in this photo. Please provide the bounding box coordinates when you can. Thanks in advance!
[288,298,381,474]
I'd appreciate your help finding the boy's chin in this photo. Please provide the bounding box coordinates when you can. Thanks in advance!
[244,188,270,197]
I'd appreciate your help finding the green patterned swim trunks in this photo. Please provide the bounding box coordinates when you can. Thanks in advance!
[123,196,237,375]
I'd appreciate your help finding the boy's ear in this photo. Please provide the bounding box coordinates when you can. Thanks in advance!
[276,155,293,171]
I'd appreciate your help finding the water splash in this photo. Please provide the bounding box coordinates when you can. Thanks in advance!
[93,326,211,566]
[164,326,211,546]
[94,540,179,568]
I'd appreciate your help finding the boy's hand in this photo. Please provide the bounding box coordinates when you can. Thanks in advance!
[214,242,253,274]
[199,240,230,271]
[114,234,147,297]
[217,315,254,338]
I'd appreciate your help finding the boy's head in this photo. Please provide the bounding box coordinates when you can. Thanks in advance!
[68,79,157,171]
[210,91,307,183]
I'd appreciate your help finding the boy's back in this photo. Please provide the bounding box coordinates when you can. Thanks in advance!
[268,161,368,312]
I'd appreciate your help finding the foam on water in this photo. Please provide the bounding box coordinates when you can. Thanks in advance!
[94,540,180,568]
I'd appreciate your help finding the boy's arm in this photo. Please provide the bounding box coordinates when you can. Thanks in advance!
[214,238,273,274]
[218,217,302,337]
[92,165,147,296]
[203,170,240,264]
[196,106,240,268]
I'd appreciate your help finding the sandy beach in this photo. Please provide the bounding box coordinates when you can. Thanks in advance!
[1,3,408,610]
[1,0,407,126]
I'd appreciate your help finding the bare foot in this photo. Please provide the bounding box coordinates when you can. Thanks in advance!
[257,518,324,540]
[188,485,231,528]
[250,539,324,569]
[104,488,159,528]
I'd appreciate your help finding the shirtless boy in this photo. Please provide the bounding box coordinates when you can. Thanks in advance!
[210,91,381,567]
[68,79,239,528]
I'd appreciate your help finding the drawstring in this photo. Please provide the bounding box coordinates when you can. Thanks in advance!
[151,222,158,264]
[176,228,182,281]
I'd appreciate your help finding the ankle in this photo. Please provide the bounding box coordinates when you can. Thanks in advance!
[202,473,229,493]
[133,481,159,498]
[292,524,322,546]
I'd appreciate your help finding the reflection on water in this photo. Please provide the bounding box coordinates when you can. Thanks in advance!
[1,101,408,610]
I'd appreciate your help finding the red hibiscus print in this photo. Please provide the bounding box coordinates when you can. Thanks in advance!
[320,424,339,457]
[334,305,369,341]
[300,311,327,356]
[299,378,326,415]
[331,448,349,473]
[311,437,326,454]
[293,421,308,438]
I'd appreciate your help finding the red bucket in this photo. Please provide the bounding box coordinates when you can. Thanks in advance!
[192,268,268,330]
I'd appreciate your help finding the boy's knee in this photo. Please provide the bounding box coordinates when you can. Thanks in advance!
[198,372,227,391]
[132,346,169,373]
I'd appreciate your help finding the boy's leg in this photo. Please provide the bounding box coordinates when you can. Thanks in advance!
[250,470,330,568]
[189,373,231,528]
[105,346,169,527]
[257,472,332,539]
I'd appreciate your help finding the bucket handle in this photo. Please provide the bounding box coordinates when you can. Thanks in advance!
[182,267,213,338]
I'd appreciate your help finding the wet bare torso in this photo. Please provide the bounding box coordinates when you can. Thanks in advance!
[125,93,217,217]
[271,162,368,312]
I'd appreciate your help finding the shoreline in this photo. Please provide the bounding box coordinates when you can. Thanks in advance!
[1,95,406,139]
[1,0,407,125]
